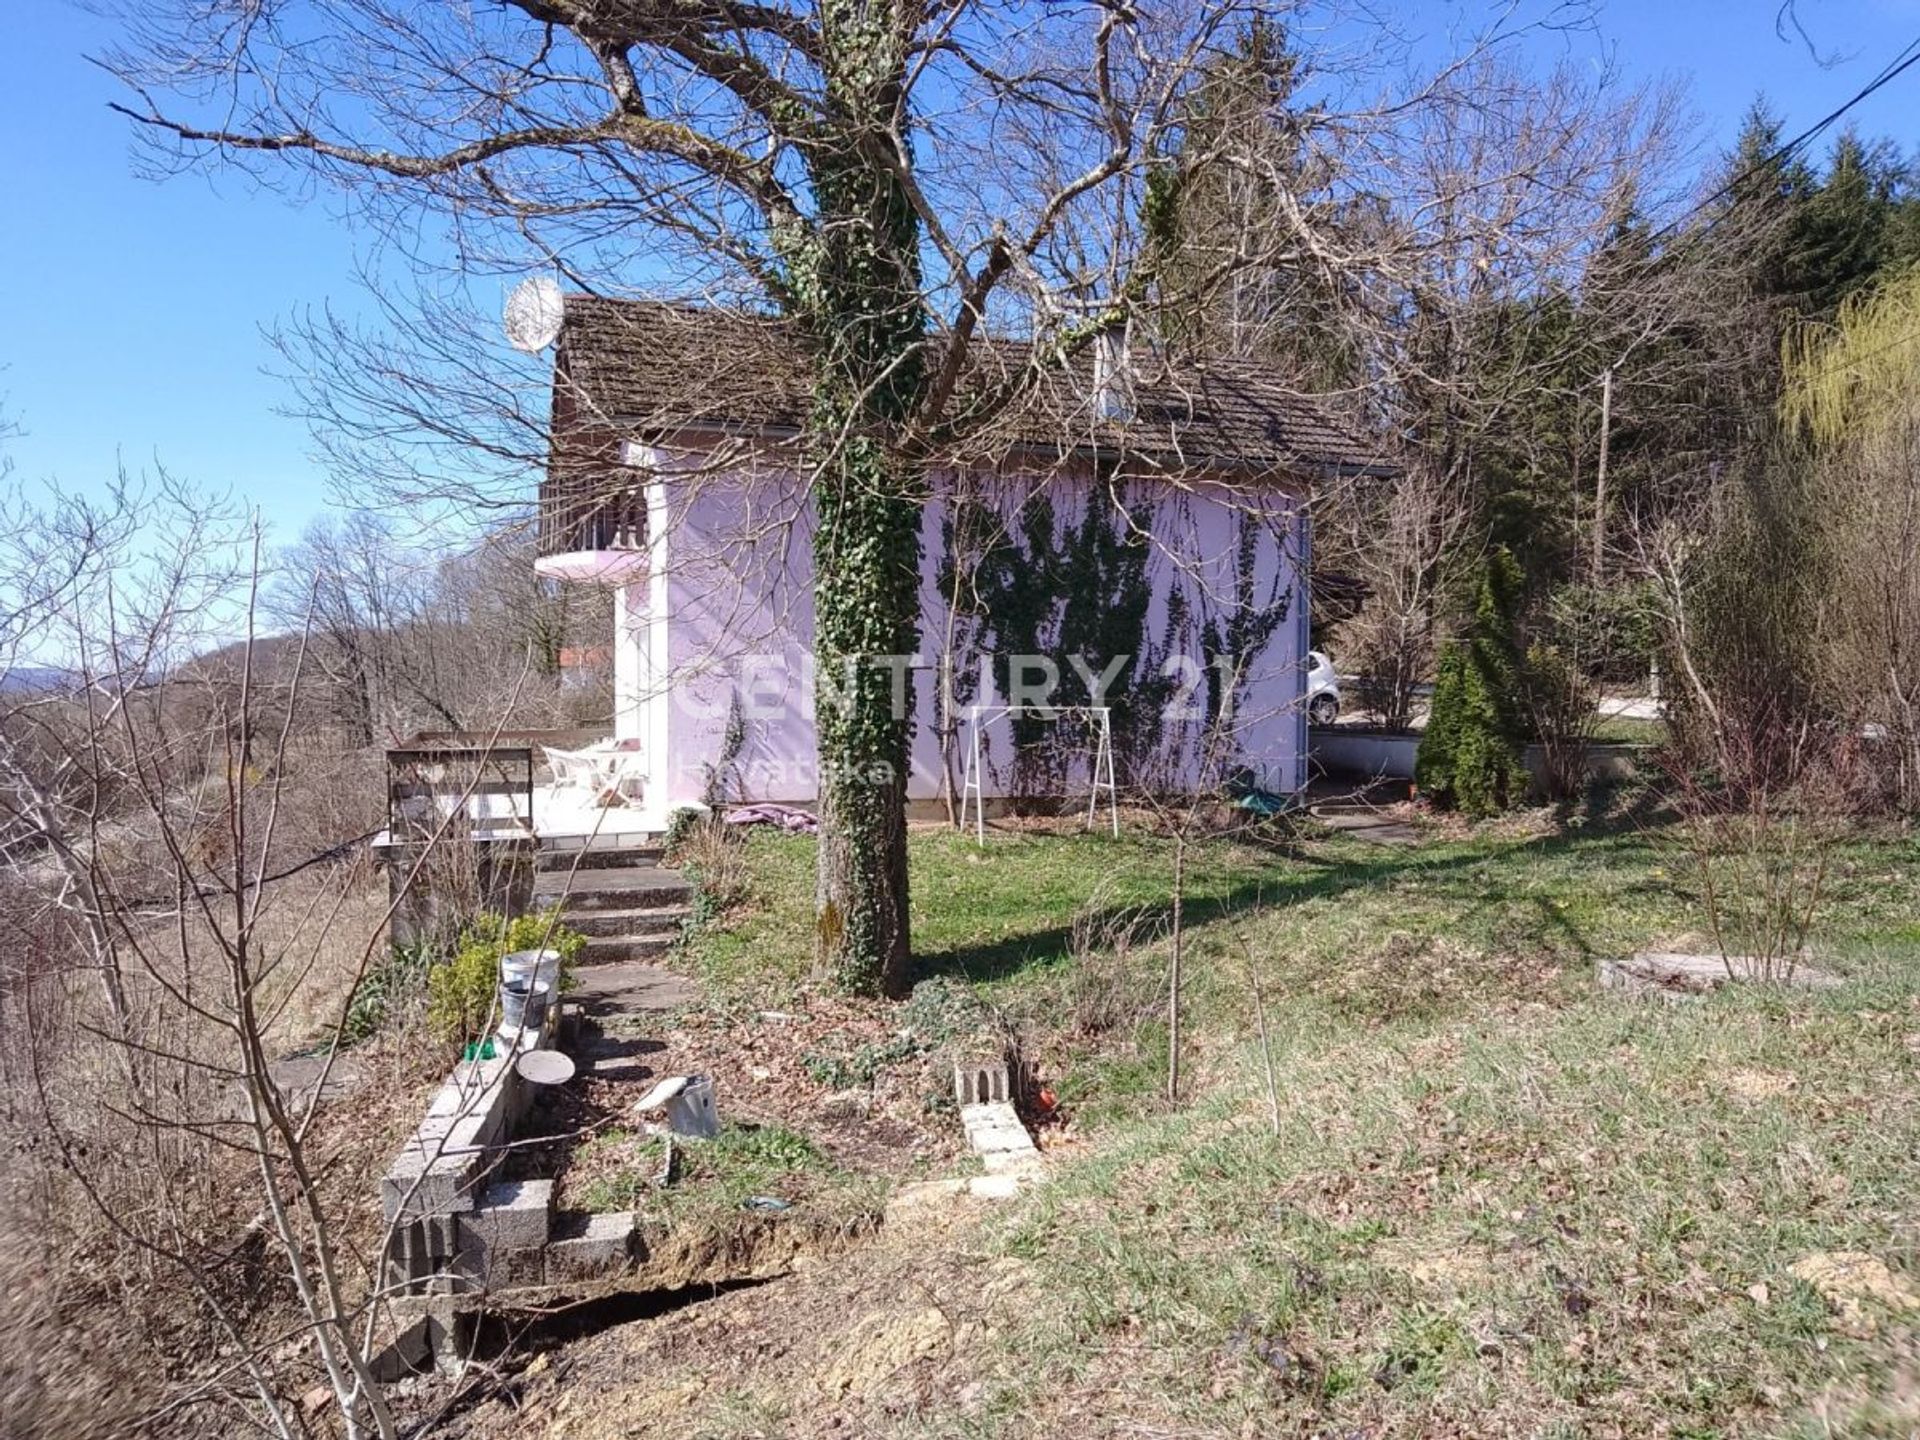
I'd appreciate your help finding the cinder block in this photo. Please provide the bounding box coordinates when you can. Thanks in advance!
[545,1211,637,1284]
[457,1234,545,1291]
[960,1100,1039,1174]
[954,1060,1011,1106]
[382,1150,485,1222]
[458,1177,554,1253]
[368,1316,435,1382]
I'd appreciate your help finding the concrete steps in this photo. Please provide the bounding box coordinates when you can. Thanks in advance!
[559,903,686,939]
[578,933,677,964]
[536,837,666,872]
[533,839,690,966]
[535,866,691,911]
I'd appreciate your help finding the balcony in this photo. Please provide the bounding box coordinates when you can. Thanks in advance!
[535,480,648,584]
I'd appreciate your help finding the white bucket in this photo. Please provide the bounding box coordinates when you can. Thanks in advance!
[500,948,563,996]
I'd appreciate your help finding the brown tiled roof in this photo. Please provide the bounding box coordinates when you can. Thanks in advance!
[553,296,1394,480]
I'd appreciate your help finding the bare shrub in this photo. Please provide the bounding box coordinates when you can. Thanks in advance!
[1327,468,1469,732]
[1657,733,1851,983]
[1060,884,1163,1045]
[672,816,753,928]
[1523,641,1601,805]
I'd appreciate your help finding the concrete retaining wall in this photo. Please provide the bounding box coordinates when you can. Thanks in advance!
[380,1008,637,1312]
[1311,728,1646,793]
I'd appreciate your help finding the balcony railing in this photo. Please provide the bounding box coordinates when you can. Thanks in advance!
[537,481,647,560]
[386,741,536,839]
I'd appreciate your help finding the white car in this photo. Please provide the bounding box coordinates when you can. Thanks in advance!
[1306,650,1340,726]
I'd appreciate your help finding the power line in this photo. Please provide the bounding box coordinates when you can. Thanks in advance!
[1645,33,1920,252]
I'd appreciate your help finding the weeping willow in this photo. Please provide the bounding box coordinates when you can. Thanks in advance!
[1782,266,1920,443]
[1774,265,1920,809]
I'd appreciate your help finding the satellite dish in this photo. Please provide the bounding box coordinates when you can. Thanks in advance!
[504,276,566,352]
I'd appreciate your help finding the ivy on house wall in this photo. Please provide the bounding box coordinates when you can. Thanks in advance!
[1200,511,1296,758]
[938,478,1299,805]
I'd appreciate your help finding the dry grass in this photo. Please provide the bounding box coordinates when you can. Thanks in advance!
[0,860,443,1438]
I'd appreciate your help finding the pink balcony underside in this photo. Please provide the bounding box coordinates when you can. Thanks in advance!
[534,549,648,584]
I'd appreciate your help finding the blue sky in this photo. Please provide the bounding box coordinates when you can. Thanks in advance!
[4,0,1919,541]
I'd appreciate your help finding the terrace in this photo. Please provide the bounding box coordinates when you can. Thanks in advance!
[378,729,666,847]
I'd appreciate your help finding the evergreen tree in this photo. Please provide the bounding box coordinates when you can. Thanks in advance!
[1793,130,1891,313]
[1719,98,1820,305]
[1416,548,1528,817]
[1152,19,1352,380]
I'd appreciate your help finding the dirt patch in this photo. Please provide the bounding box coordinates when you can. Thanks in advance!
[638,1210,873,1292]
[1719,1068,1799,1103]
[818,1306,953,1397]
[1791,1252,1920,1335]
[1372,1230,1504,1291]
[439,1194,1033,1439]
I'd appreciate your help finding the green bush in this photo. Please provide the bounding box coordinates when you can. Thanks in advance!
[425,909,587,1045]
[1416,549,1527,817]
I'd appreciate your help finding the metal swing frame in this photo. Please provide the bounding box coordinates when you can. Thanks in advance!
[957,703,1120,845]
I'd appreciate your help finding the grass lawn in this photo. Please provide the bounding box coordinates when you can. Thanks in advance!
[673,801,1920,1438]
[1591,713,1668,746]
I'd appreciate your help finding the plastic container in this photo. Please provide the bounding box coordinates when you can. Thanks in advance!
[500,948,563,996]
[498,978,551,1036]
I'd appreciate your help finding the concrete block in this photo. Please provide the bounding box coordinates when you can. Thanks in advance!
[888,1178,970,1213]
[376,1159,478,1228]
[382,1149,485,1222]
[424,1301,480,1376]
[1598,951,1841,1002]
[968,1172,1036,1199]
[460,1235,546,1291]
[953,1060,1011,1106]
[459,1177,554,1253]
[545,1211,637,1285]
[368,1316,435,1382]
[960,1100,1039,1175]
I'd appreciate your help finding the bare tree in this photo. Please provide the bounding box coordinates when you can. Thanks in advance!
[0,484,474,1436]
[271,512,606,744]
[102,0,1586,996]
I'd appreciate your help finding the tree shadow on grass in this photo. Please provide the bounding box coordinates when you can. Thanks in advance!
[912,797,1674,988]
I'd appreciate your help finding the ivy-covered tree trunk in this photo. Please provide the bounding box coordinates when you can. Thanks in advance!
[790,0,927,997]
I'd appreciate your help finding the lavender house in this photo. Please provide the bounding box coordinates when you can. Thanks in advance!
[534,298,1386,828]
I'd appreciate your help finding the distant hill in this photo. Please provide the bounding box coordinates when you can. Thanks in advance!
[1,665,75,697]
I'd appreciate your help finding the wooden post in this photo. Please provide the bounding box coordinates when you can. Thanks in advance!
[1592,366,1613,581]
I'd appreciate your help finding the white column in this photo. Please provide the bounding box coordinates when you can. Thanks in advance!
[612,581,644,742]
[642,475,673,812]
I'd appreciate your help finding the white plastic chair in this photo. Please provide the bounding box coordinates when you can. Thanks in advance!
[543,746,599,795]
